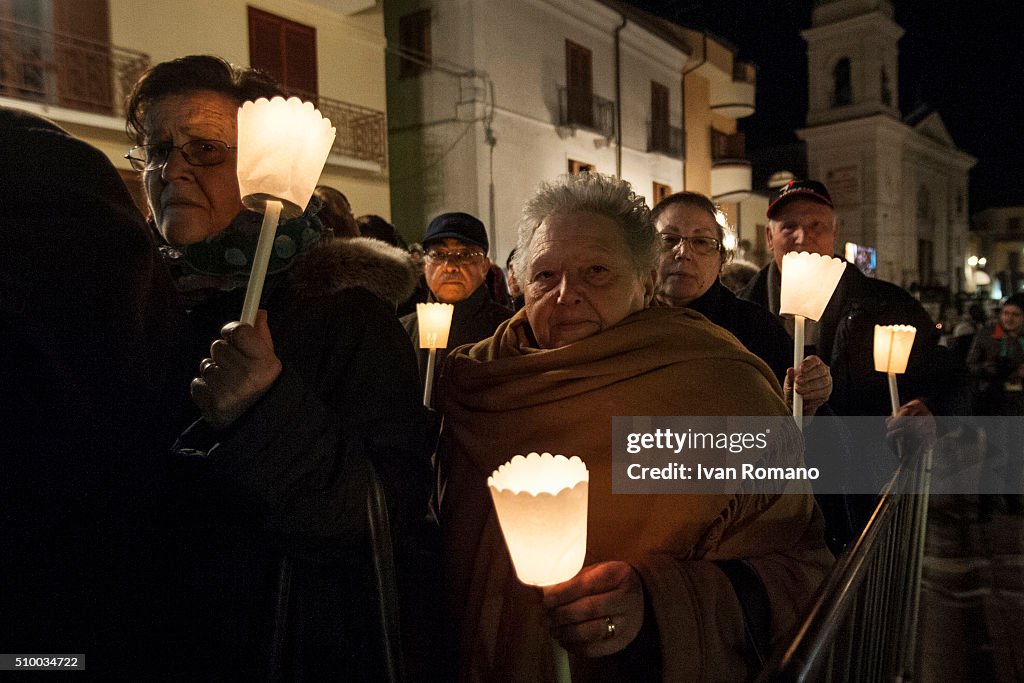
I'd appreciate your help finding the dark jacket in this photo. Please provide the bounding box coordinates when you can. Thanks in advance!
[688,278,792,385]
[400,283,512,393]
[0,107,193,677]
[170,237,431,680]
[740,260,945,417]
[686,279,859,552]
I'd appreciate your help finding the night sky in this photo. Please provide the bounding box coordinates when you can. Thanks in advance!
[626,0,1024,212]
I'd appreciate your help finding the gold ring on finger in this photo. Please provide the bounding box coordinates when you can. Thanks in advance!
[603,617,616,640]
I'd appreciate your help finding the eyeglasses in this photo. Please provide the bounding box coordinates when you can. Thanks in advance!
[424,250,486,266]
[658,233,722,256]
[124,139,236,171]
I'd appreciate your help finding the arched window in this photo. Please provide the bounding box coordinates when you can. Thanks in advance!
[832,58,852,107]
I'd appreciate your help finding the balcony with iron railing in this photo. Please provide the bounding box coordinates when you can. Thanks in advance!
[558,86,615,138]
[314,95,388,169]
[647,120,684,158]
[0,17,389,171]
[711,129,746,161]
[710,59,757,119]
[0,17,149,117]
[710,129,751,202]
[733,60,757,86]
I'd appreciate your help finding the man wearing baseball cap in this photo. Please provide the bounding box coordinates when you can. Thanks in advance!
[739,179,945,418]
[401,212,512,397]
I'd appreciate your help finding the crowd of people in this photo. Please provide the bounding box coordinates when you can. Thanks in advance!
[2,54,1020,681]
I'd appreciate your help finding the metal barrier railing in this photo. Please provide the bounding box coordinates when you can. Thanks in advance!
[757,443,933,682]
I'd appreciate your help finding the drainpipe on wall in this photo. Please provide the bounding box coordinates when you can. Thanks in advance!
[680,33,707,190]
[613,13,627,178]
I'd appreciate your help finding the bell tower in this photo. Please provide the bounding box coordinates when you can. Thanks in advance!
[803,0,903,127]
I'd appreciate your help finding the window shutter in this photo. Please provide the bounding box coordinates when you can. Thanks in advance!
[248,7,318,102]
[52,0,112,113]
[565,41,593,128]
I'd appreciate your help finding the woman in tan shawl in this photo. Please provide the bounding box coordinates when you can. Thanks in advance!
[436,173,833,681]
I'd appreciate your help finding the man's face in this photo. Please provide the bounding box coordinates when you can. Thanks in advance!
[423,238,490,303]
[765,198,839,269]
[1001,304,1024,335]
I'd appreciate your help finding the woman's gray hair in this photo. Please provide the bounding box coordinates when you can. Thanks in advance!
[513,172,656,279]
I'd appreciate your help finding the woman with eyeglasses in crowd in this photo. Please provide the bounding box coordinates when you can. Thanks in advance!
[652,192,871,553]
[123,54,430,679]
[651,192,832,416]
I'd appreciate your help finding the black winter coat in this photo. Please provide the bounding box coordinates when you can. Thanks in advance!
[741,261,947,417]
[169,237,431,680]
[1,107,193,677]
[687,278,792,385]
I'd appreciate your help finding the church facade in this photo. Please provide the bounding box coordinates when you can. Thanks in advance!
[797,0,975,291]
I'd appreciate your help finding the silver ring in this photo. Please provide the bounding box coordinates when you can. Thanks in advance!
[604,617,616,639]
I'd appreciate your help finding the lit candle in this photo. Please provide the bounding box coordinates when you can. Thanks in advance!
[235,96,336,325]
[873,324,917,415]
[779,251,845,427]
[416,302,454,408]
[489,452,589,683]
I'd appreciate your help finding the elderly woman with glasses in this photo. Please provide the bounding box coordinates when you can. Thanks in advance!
[652,192,831,417]
[124,55,430,678]
[436,173,833,681]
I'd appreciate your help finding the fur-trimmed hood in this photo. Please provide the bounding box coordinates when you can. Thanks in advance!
[289,236,418,306]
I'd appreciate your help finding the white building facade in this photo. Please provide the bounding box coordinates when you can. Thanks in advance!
[384,0,745,260]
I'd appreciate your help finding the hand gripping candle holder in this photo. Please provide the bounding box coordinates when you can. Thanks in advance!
[489,452,589,683]
[779,251,846,428]
[416,302,454,408]
[873,324,917,416]
[235,96,336,325]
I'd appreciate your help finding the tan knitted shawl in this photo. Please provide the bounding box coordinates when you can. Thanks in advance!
[437,306,832,682]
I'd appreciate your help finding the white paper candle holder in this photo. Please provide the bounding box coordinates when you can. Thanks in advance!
[417,302,454,408]
[779,251,846,321]
[417,302,454,349]
[237,96,336,219]
[874,324,917,415]
[488,452,589,587]
[234,96,336,325]
[779,251,846,426]
[489,452,589,683]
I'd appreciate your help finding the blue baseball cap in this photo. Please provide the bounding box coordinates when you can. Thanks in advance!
[422,212,488,251]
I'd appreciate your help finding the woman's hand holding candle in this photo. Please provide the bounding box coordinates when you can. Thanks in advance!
[192,309,282,428]
[542,560,645,657]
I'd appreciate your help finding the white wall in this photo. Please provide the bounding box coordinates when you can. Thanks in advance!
[386,0,687,253]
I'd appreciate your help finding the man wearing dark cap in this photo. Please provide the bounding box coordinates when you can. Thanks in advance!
[739,179,945,417]
[401,212,512,398]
